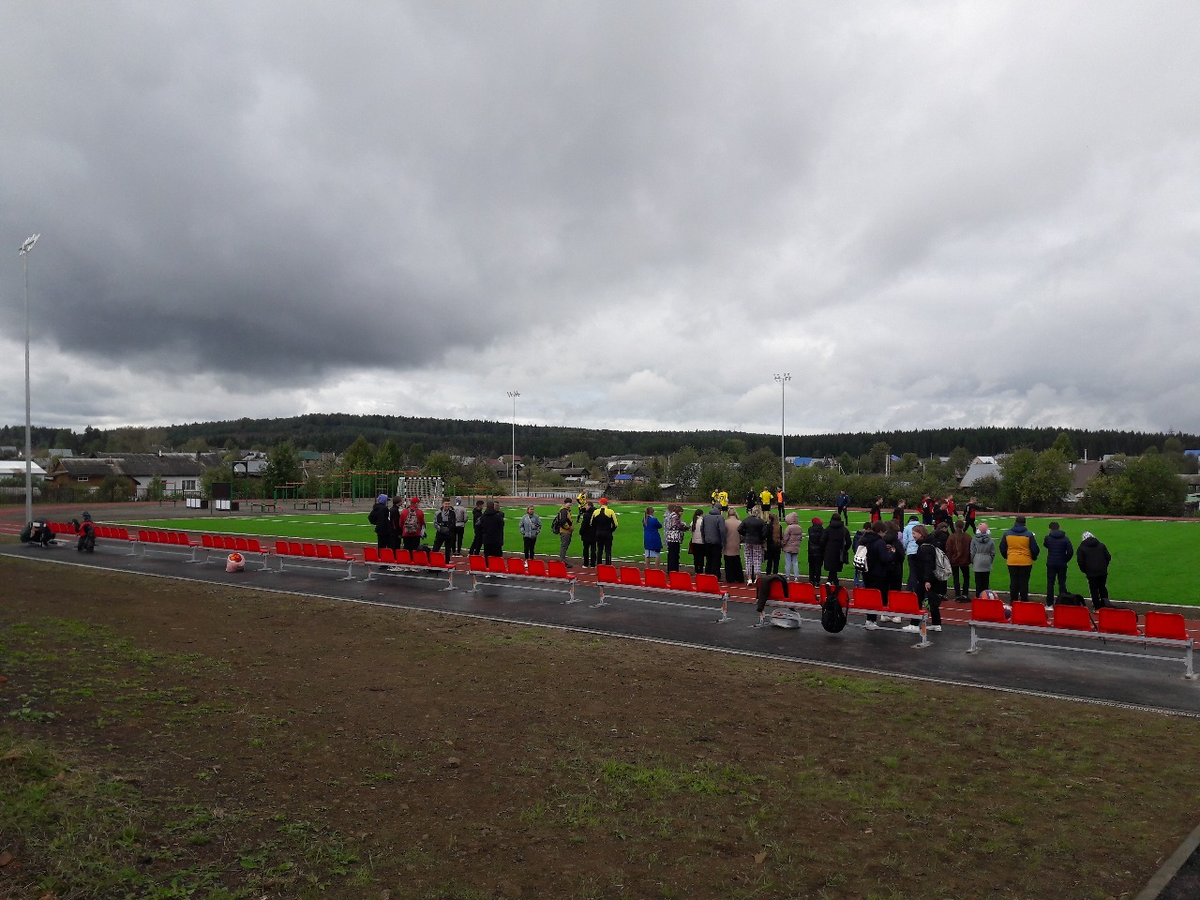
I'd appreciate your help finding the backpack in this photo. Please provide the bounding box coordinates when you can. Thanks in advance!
[853,543,869,573]
[401,509,422,537]
[551,510,565,534]
[820,583,847,633]
[933,546,952,581]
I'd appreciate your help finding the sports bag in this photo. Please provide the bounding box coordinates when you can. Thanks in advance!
[820,583,847,633]
[933,547,952,581]
[853,543,869,573]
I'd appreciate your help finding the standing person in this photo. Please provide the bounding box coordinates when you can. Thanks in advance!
[775,486,787,520]
[764,512,782,576]
[920,495,934,526]
[837,490,851,521]
[738,505,767,585]
[518,505,542,560]
[700,503,727,577]
[398,497,426,552]
[806,517,825,587]
[744,489,757,515]
[780,512,803,581]
[664,504,684,573]
[892,500,906,524]
[934,501,950,530]
[869,496,883,523]
[999,515,1039,603]
[850,520,869,588]
[368,494,392,551]
[453,498,468,555]
[688,509,707,575]
[642,507,664,566]
[963,496,979,533]
[760,486,773,511]
[389,495,405,552]
[860,520,896,629]
[884,519,905,599]
[579,500,597,568]
[910,524,944,632]
[431,498,457,564]
[468,499,486,555]
[1042,522,1074,607]
[552,498,574,567]
[591,499,618,566]
[820,513,851,595]
[902,514,921,590]
[717,489,729,512]
[1076,531,1113,610]
[970,521,996,597]
[946,519,972,600]
[945,495,957,519]
[477,500,506,564]
[723,508,744,583]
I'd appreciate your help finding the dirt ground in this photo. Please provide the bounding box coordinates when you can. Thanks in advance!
[2,553,1199,900]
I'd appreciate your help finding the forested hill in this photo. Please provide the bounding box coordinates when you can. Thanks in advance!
[5,414,1195,460]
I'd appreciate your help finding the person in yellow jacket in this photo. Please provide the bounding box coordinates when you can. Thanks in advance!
[717,490,729,511]
[760,486,773,509]
[999,515,1039,602]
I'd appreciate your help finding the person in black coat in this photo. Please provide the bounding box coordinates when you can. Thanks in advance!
[820,514,851,593]
[859,520,896,626]
[1042,522,1075,607]
[368,494,392,550]
[806,518,825,587]
[910,524,944,632]
[1075,531,1112,610]
[477,501,506,564]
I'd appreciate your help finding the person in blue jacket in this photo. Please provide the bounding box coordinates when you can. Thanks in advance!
[1042,521,1074,606]
[642,507,663,566]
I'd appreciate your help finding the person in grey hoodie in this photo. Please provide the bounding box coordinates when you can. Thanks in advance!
[700,504,727,577]
[780,512,804,581]
[969,522,997,597]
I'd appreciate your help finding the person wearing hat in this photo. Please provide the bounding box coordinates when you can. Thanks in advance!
[398,496,426,552]
[1076,531,1113,610]
[806,517,825,587]
[368,494,392,550]
[591,498,618,566]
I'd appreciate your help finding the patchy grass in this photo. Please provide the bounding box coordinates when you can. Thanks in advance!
[0,557,1197,898]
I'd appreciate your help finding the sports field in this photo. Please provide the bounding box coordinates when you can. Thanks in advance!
[128,503,1200,606]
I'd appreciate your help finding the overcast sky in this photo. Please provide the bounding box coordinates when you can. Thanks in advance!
[3,1,1199,441]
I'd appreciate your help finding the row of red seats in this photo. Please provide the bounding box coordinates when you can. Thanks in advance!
[468,554,572,579]
[273,540,357,562]
[364,546,454,570]
[138,529,198,548]
[595,564,723,596]
[202,533,270,555]
[973,597,1188,641]
[44,521,133,542]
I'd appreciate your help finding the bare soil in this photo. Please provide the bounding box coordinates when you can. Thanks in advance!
[1,553,1198,900]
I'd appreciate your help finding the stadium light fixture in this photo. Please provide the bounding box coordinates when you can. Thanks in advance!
[19,234,40,525]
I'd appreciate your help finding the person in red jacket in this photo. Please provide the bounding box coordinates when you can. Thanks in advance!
[398,497,426,552]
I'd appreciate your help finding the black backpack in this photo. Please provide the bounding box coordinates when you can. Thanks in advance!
[820,583,847,633]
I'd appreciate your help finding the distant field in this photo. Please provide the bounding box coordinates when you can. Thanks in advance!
[128,503,1200,606]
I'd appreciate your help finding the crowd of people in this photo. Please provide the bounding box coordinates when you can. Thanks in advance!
[364,487,1118,614]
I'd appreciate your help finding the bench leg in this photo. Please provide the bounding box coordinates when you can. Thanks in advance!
[441,572,455,592]
[591,586,608,608]
[913,617,932,649]
[340,562,356,581]
[1186,645,1195,680]
[966,624,980,654]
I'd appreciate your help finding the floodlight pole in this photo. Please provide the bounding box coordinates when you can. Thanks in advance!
[507,390,520,497]
[19,234,40,525]
[774,373,790,496]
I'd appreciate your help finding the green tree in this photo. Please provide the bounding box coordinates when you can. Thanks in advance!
[1000,448,1069,512]
[374,439,403,472]
[343,435,375,472]
[866,442,891,474]
[1050,432,1077,459]
[947,446,973,477]
[263,442,302,496]
[667,446,702,494]
[1122,454,1188,515]
[423,452,462,481]
[145,475,166,501]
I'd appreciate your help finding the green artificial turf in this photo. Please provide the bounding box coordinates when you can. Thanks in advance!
[127,503,1200,606]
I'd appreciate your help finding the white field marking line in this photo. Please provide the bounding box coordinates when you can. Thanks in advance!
[8,551,1199,720]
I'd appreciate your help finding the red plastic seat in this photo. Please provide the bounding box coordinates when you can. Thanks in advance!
[546,560,571,579]
[644,569,668,589]
[1097,607,1139,637]
[971,597,1008,623]
[1053,605,1094,632]
[1145,611,1189,642]
[394,549,411,564]
[486,556,506,573]
[301,543,319,558]
[791,582,817,604]
[1011,601,1049,628]
[595,564,618,584]
[316,544,332,558]
[288,542,304,556]
[526,559,547,577]
[668,571,694,592]
[364,546,380,563]
[507,557,527,575]
[468,555,487,573]
[888,591,922,616]
[412,550,430,566]
[851,588,885,612]
[619,567,643,586]
[275,540,290,555]
[234,537,250,552]
[380,548,396,563]
[330,546,355,561]
[202,534,217,549]
[695,573,722,595]
[247,538,267,554]
[221,536,237,550]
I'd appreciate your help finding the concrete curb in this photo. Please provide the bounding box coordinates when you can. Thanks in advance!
[1136,823,1200,900]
